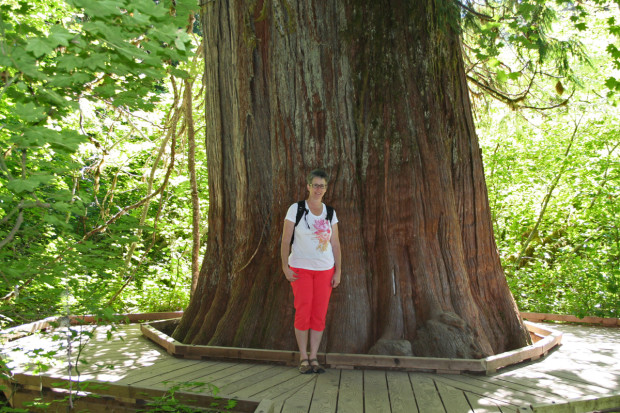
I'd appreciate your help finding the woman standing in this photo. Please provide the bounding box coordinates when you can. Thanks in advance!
[281,169,341,374]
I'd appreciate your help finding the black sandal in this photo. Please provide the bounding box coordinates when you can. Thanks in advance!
[309,358,325,374]
[298,359,313,374]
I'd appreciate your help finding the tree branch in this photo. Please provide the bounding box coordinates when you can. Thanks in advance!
[0,210,24,250]
[514,118,582,269]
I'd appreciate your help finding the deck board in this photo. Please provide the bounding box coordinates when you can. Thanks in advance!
[335,369,364,413]
[308,370,340,413]
[219,365,286,395]
[434,374,546,406]
[363,370,391,412]
[251,371,316,403]
[410,374,446,412]
[2,322,619,413]
[279,375,316,413]
[463,393,504,413]
[386,371,418,413]
[435,379,473,413]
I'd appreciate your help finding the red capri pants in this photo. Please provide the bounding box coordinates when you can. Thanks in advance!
[290,266,335,331]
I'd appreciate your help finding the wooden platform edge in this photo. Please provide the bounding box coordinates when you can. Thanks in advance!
[0,312,184,342]
[485,321,563,373]
[527,393,620,413]
[142,320,562,375]
[2,372,265,413]
[520,312,620,327]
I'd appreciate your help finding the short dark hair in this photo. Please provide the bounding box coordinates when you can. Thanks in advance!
[306,169,329,185]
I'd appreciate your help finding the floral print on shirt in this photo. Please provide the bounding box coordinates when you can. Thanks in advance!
[313,219,331,252]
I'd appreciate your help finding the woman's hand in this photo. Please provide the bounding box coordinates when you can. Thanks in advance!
[331,270,341,288]
[283,266,298,282]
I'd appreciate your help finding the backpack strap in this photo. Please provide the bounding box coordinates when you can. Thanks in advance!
[325,205,334,222]
[294,200,307,227]
[290,201,307,247]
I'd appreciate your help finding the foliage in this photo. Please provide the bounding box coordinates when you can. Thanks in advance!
[476,5,619,317]
[0,0,617,333]
[460,0,620,107]
[0,0,203,327]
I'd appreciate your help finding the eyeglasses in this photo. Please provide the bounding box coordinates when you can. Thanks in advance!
[311,184,327,189]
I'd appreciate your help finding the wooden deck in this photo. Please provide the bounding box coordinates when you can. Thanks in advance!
[2,320,619,412]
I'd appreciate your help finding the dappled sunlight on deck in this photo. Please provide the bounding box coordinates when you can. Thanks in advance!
[2,320,619,412]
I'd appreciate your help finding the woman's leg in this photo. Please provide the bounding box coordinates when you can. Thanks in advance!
[309,267,335,333]
[308,329,324,361]
[308,267,334,371]
[295,328,309,361]
[290,267,313,363]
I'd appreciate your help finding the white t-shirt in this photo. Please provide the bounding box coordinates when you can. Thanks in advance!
[285,202,339,271]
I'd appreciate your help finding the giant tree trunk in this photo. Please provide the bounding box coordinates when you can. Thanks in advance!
[172,0,531,358]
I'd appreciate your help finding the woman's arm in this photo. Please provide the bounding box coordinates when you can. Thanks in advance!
[330,223,341,288]
[281,220,298,282]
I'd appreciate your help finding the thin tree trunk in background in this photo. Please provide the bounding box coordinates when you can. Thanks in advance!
[514,120,580,269]
[185,78,201,295]
[173,0,530,358]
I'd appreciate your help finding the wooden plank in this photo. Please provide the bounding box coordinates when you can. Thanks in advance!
[529,394,620,413]
[497,369,615,401]
[199,363,276,391]
[218,365,284,395]
[127,359,207,387]
[9,374,260,412]
[115,357,190,385]
[229,366,300,399]
[386,371,419,413]
[434,379,472,412]
[363,370,390,413]
[308,369,340,413]
[174,343,301,365]
[188,362,257,388]
[280,375,316,413]
[534,366,620,391]
[255,399,275,413]
[463,393,504,413]
[435,374,552,406]
[410,374,445,412]
[141,360,237,387]
[326,353,486,373]
[520,313,620,326]
[335,369,364,413]
[251,370,317,403]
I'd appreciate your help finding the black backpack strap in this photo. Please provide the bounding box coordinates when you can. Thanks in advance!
[325,205,334,222]
[294,201,306,227]
[290,201,307,247]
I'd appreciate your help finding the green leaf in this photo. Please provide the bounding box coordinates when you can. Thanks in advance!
[7,178,40,193]
[14,102,47,123]
[83,0,122,17]
[604,77,620,91]
[49,26,75,47]
[170,67,190,79]
[496,69,508,83]
[574,22,587,31]
[25,38,55,58]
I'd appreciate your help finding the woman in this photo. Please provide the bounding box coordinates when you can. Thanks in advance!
[281,169,341,374]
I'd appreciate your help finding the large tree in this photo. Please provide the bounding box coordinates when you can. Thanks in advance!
[172,0,531,358]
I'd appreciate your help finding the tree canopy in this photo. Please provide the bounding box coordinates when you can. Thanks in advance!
[0,0,618,331]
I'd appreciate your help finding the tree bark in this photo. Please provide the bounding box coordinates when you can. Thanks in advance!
[173,0,530,358]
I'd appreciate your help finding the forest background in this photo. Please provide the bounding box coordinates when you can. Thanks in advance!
[0,0,618,330]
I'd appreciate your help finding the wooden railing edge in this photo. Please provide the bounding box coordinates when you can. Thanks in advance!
[141,319,563,375]
[520,312,619,326]
[527,393,620,413]
[4,371,263,413]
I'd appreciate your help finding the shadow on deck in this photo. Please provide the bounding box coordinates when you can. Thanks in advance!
[1,313,619,413]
